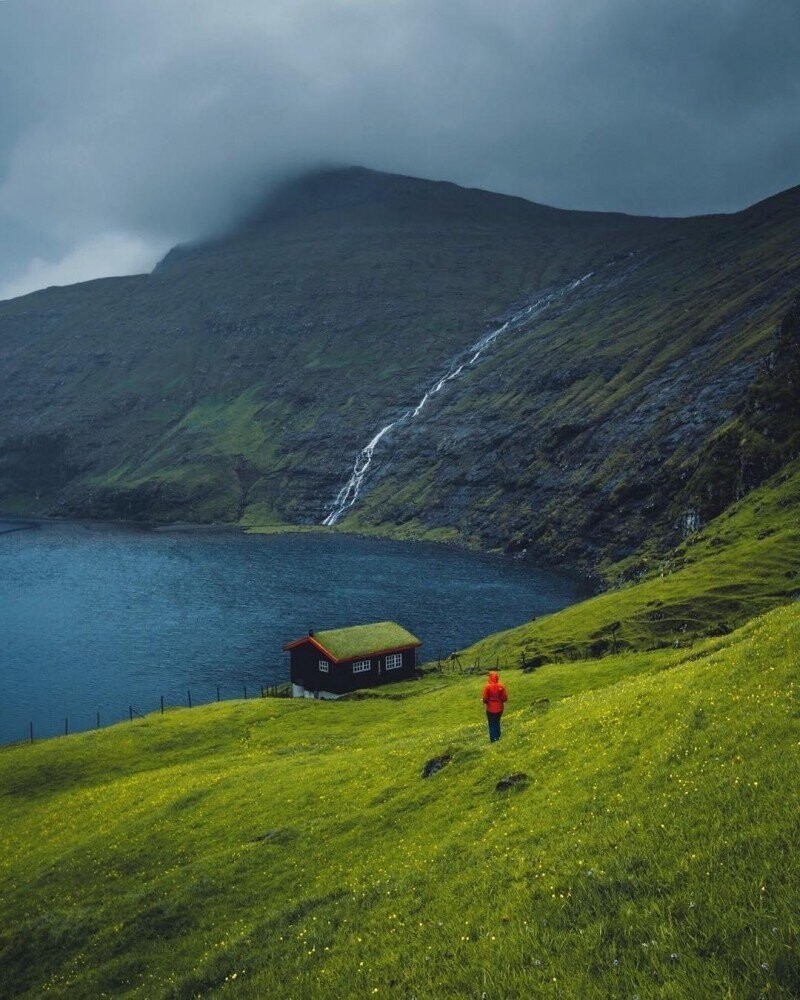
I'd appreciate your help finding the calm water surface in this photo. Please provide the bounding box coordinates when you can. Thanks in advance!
[0,519,586,744]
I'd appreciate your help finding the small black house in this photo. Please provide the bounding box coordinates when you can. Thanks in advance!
[283,621,422,698]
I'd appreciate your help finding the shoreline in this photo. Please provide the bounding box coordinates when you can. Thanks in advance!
[0,511,598,593]
[0,511,250,534]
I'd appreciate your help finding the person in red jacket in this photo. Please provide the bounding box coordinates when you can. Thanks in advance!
[482,670,508,742]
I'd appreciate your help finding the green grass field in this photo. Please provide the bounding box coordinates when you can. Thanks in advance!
[3,420,799,998]
[2,595,798,998]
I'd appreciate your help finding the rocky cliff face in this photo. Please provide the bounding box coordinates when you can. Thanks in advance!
[669,295,800,537]
[335,195,800,576]
[0,167,799,577]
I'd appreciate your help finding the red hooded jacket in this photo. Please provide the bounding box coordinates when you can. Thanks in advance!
[482,671,508,714]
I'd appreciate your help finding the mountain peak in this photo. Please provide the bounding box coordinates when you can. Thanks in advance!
[246,164,544,227]
[155,165,567,272]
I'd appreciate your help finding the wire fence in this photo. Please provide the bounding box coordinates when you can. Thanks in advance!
[16,649,561,746]
[430,650,543,674]
[17,679,293,746]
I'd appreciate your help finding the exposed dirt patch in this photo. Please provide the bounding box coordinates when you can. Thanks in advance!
[495,771,528,791]
[422,753,452,778]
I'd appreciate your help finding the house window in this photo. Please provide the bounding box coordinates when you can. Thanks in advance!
[352,659,372,674]
[319,659,329,673]
[385,653,403,670]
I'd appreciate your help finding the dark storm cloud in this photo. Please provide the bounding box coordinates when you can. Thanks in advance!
[1,0,799,297]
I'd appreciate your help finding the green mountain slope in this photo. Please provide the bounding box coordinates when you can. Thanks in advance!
[1,167,798,573]
[2,601,798,998]
[460,454,800,667]
[0,167,664,525]
[344,201,800,572]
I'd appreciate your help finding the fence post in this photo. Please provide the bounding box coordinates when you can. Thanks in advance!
[261,686,265,698]
[65,717,69,736]
[188,690,192,708]
[96,710,100,729]
[217,685,221,702]
[129,705,133,721]
[29,721,33,744]
[160,695,164,715]
[244,685,247,700]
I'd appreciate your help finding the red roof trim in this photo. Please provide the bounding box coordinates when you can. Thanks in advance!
[282,634,421,664]
[282,635,339,660]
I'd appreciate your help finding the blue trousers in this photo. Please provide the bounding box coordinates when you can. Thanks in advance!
[487,711,502,742]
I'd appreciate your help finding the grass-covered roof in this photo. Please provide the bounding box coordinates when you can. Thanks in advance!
[311,621,421,660]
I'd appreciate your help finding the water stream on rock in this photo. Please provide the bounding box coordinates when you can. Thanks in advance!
[322,271,596,525]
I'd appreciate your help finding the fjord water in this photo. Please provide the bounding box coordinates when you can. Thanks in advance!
[0,519,586,744]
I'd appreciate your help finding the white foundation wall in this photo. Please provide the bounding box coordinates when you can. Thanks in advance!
[292,683,341,700]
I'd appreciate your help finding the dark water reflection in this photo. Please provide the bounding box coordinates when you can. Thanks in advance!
[0,519,586,744]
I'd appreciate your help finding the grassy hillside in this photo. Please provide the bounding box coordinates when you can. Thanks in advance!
[1,167,798,573]
[459,456,800,668]
[1,599,798,998]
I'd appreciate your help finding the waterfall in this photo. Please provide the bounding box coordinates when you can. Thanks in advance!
[322,271,595,526]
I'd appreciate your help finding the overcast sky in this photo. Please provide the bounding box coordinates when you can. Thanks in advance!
[1,0,799,299]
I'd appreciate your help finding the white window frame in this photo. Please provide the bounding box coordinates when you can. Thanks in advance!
[352,659,372,675]
[318,659,329,673]
[385,652,403,670]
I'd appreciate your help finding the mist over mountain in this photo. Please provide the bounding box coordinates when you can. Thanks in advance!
[1,0,799,299]
[1,167,798,577]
